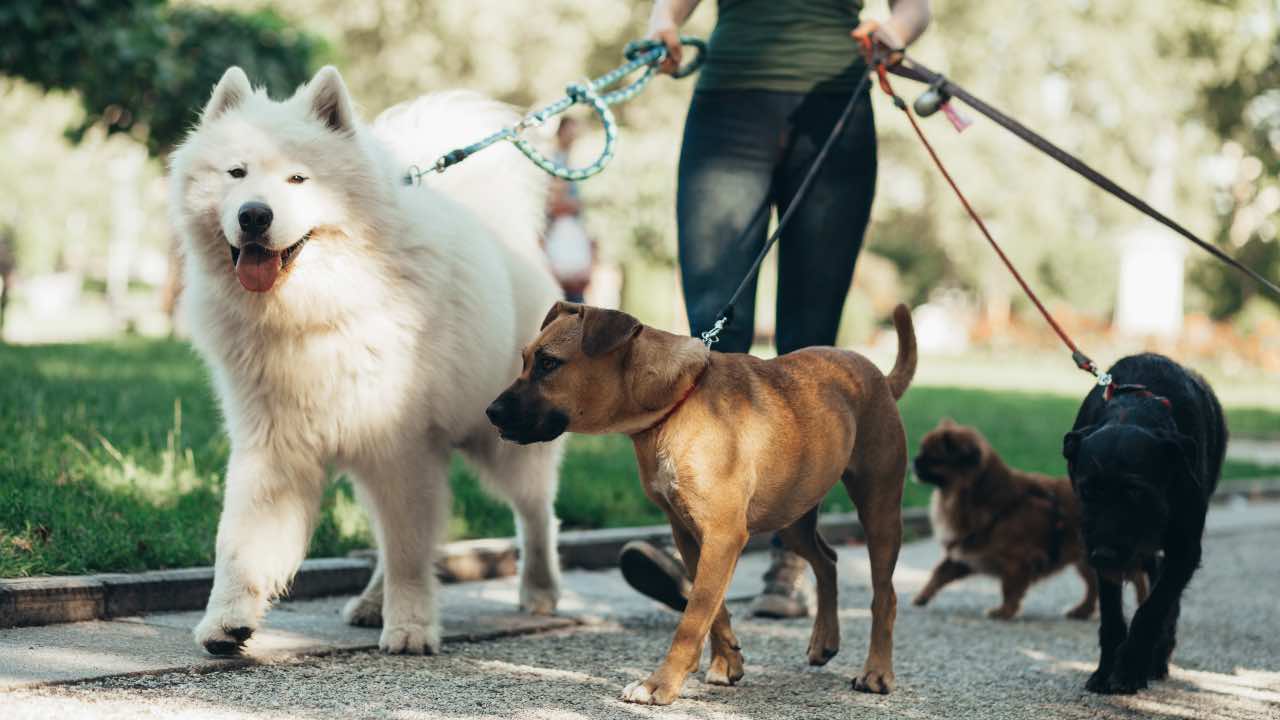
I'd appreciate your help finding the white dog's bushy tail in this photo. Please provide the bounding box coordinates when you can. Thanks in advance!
[372,91,548,255]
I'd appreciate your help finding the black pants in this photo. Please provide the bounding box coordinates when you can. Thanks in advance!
[677,88,877,353]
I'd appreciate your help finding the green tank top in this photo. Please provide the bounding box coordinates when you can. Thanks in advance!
[696,0,866,94]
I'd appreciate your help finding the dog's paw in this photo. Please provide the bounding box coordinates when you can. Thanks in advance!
[1085,667,1145,694]
[911,593,931,607]
[194,600,261,656]
[705,646,744,686]
[807,633,840,666]
[342,594,384,628]
[620,676,681,706]
[379,622,440,655]
[1085,668,1110,694]
[194,617,254,656]
[1065,603,1094,621]
[852,668,895,694]
[1147,659,1170,682]
[986,606,1017,620]
[519,581,560,616]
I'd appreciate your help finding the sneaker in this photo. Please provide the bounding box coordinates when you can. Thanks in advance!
[619,540,691,612]
[751,546,812,618]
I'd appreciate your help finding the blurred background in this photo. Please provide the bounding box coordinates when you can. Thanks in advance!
[1,0,1278,367]
[0,0,1277,576]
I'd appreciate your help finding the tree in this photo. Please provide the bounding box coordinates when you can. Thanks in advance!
[1,0,325,321]
[1193,15,1280,317]
[0,0,325,156]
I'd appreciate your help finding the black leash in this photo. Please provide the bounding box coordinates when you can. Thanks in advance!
[698,51,1279,350]
[699,69,876,347]
[889,56,1280,299]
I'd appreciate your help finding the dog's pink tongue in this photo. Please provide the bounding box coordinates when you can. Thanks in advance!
[235,244,281,292]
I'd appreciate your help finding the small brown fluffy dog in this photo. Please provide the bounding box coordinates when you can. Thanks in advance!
[911,420,1147,620]
[486,302,917,705]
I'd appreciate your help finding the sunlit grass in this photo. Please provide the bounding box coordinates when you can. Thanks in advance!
[0,338,1276,577]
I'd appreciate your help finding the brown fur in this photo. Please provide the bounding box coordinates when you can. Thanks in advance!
[488,302,918,705]
[912,420,1148,619]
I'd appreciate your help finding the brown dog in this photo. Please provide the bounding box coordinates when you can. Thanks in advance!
[911,420,1147,619]
[486,301,917,705]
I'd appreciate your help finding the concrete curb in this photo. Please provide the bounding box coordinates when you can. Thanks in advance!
[0,559,374,630]
[2,483,1274,630]
[349,508,934,577]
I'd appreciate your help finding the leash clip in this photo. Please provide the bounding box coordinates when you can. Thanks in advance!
[700,317,726,348]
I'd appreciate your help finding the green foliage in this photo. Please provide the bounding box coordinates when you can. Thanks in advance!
[0,0,325,156]
[2,338,1276,577]
[1192,18,1280,316]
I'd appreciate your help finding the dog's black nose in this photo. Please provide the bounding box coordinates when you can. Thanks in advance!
[1089,546,1120,568]
[485,396,509,426]
[238,202,273,234]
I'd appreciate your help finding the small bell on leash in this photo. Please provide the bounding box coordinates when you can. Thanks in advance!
[914,76,972,132]
[913,77,950,117]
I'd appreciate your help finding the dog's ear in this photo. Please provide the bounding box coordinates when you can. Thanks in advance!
[204,67,252,120]
[541,300,582,330]
[628,333,709,411]
[1063,426,1094,462]
[1157,430,1201,492]
[305,66,357,134]
[579,306,642,358]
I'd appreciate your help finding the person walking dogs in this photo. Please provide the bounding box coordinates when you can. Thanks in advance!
[619,0,931,618]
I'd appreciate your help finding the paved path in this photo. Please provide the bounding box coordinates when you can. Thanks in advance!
[4,500,1278,719]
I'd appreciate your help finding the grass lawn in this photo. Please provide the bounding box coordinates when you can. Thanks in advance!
[1,338,1277,578]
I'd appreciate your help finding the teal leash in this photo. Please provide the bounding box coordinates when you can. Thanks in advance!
[403,37,706,185]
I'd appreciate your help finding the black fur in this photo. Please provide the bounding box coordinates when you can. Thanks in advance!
[1062,353,1226,694]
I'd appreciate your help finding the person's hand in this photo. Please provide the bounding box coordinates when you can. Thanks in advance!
[647,15,683,75]
[852,20,905,66]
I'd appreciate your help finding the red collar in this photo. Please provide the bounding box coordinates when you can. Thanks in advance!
[633,362,709,436]
[1104,382,1171,410]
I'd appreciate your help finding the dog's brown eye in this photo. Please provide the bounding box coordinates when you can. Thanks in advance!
[228,167,246,179]
[539,357,559,372]
[288,174,308,184]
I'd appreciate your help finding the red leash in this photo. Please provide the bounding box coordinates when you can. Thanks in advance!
[857,32,1107,384]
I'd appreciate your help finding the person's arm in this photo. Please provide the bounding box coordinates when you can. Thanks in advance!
[883,0,931,49]
[647,0,704,74]
[853,0,931,63]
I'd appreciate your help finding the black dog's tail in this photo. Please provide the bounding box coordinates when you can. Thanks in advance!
[886,304,917,400]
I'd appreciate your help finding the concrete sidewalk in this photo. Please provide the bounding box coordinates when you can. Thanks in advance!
[0,532,779,690]
[3,500,1278,719]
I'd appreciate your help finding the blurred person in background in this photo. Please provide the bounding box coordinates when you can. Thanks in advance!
[543,117,596,303]
[619,0,932,619]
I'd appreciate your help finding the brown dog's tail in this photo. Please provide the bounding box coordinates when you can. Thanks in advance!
[886,303,917,400]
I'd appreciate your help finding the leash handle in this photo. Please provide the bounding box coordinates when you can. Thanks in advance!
[624,37,707,80]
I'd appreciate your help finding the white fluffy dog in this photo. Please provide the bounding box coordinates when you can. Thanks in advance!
[168,65,564,655]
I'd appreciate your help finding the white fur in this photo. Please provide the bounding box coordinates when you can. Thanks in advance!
[169,66,564,655]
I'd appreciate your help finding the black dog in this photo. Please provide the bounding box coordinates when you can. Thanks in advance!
[1063,353,1226,694]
